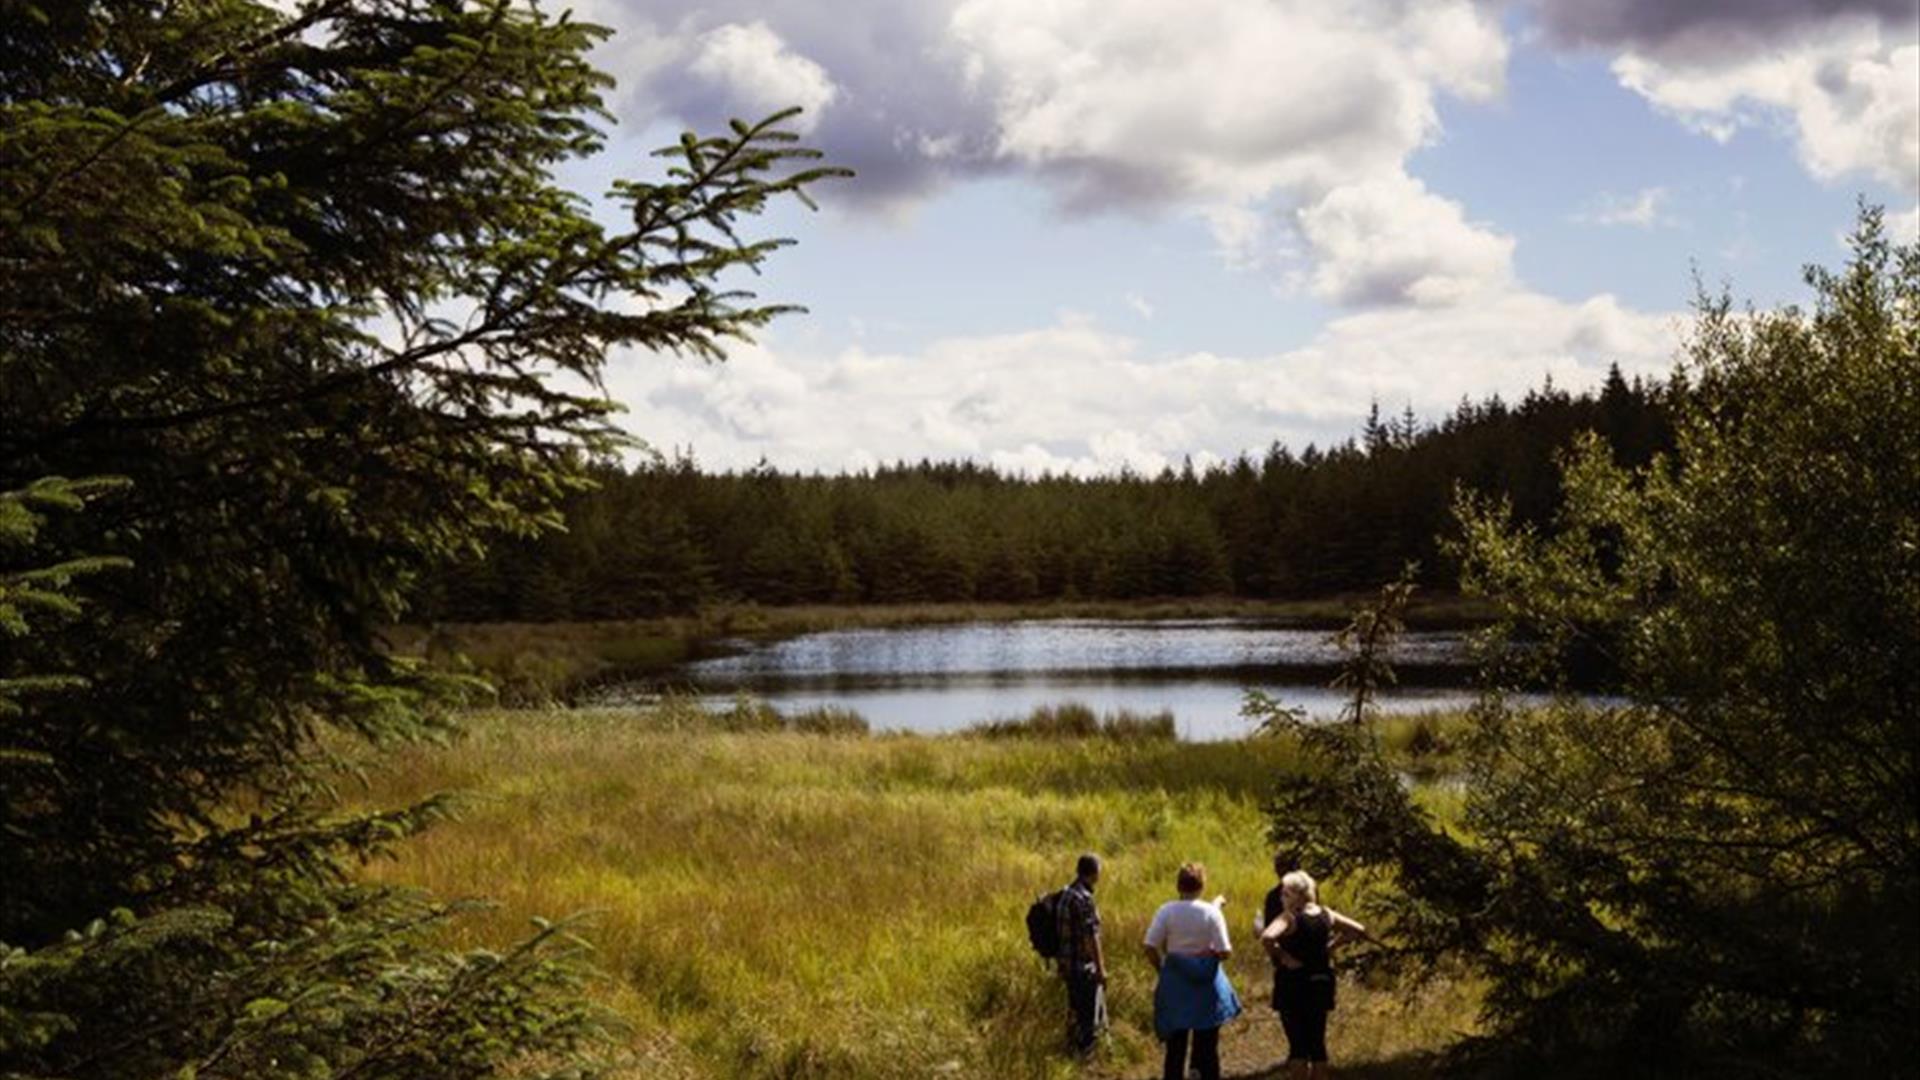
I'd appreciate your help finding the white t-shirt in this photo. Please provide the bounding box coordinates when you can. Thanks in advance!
[1144,898,1231,957]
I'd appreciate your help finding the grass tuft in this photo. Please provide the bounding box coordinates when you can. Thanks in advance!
[970,702,1178,742]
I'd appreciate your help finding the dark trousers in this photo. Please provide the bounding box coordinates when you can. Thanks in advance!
[1278,1005,1329,1063]
[1162,1026,1220,1080]
[1065,970,1106,1054]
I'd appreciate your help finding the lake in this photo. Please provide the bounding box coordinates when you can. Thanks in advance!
[590,618,1510,740]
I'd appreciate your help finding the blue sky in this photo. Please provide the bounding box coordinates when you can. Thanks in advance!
[560,0,1918,474]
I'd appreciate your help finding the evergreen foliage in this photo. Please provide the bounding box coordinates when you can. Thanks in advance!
[424,372,1675,619]
[1250,209,1919,1074]
[0,2,840,1075]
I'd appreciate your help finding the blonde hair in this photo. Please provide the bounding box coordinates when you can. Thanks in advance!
[1280,869,1317,909]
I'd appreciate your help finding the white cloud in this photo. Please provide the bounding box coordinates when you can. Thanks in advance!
[1519,2,1918,240]
[1200,205,1288,272]
[945,0,1516,301]
[686,22,838,131]
[576,0,999,208]
[947,0,1506,209]
[1576,186,1679,228]
[577,0,1512,301]
[1124,292,1155,319]
[606,293,1681,476]
[1887,204,1920,243]
[1295,173,1516,306]
[1609,18,1919,192]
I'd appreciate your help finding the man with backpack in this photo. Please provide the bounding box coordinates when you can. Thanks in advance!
[1051,852,1108,1055]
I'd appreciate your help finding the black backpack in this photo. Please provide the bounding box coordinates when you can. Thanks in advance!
[1026,887,1067,959]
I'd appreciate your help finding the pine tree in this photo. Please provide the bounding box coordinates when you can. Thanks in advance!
[0,2,844,1075]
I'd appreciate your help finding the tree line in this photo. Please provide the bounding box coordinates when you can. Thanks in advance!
[421,365,1673,620]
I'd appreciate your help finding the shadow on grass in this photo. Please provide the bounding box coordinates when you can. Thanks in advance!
[1224,1053,1446,1079]
[1105,1011,1452,1080]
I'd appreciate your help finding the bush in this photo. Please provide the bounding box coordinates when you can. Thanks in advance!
[1254,210,1920,1074]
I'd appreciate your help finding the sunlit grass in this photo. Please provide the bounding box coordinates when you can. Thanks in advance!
[971,702,1179,741]
[346,709,1481,1078]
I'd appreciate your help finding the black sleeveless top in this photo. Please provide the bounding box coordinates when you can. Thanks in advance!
[1279,908,1332,974]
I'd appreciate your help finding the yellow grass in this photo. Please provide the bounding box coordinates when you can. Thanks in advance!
[346,709,1482,1079]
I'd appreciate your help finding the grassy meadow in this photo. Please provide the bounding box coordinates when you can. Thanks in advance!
[347,706,1480,1079]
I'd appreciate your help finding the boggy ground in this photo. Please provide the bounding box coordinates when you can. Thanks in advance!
[346,706,1479,1079]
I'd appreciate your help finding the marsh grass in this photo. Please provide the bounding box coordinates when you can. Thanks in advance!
[392,622,692,703]
[525,694,874,737]
[347,709,1481,1078]
[1368,710,1470,779]
[971,703,1179,741]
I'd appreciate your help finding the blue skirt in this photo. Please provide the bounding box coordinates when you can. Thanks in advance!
[1153,954,1243,1039]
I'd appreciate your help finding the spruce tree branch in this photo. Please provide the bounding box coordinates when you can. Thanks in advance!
[148,0,356,107]
[2,106,164,219]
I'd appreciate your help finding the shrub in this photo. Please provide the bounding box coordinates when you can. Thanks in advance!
[1254,210,1920,1074]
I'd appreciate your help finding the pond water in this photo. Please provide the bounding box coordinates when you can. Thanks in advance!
[590,618,1512,741]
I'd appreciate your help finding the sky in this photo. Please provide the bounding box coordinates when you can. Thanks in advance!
[555,0,1920,475]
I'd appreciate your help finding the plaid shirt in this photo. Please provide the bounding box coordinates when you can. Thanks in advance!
[1056,879,1101,976]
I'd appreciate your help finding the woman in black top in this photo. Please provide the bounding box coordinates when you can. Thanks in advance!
[1258,848,1301,1007]
[1258,870,1370,1077]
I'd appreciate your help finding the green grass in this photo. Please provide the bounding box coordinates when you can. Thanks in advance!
[1369,709,1472,780]
[599,694,875,736]
[971,702,1179,741]
[346,708,1482,1079]
[390,622,692,704]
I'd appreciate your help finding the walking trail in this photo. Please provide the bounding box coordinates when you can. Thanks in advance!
[1103,1009,1444,1080]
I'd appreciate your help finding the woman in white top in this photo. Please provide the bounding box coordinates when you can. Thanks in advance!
[1142,862,1242,1080]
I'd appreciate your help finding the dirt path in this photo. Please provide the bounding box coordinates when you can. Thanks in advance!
[1103,1009,1445,1080]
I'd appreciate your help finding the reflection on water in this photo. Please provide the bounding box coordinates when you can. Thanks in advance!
[684,619,1473,680]
[591,618,1503,740]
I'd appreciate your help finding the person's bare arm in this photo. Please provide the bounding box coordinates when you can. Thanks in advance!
[1208,901,1233,959]
[1093,931,1108,983]
[1144,943,1163,970]
[1261,911,1305,968]
[1259,911,1292,952]
[1327,909,1372,949]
